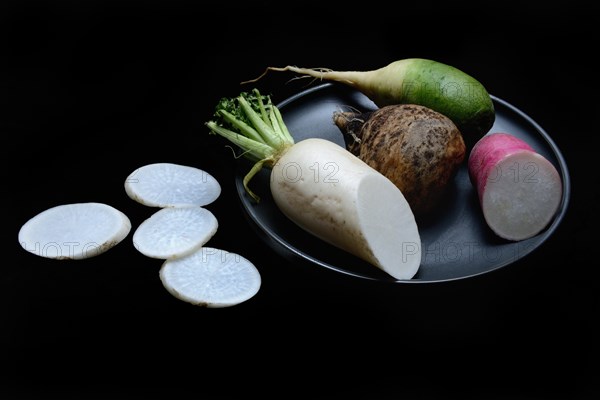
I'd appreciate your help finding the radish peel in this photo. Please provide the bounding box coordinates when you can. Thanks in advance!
[468,132,563,241]
[206,89,422,280]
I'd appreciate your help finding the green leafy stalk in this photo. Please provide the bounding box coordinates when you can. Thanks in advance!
[205,89,295,202]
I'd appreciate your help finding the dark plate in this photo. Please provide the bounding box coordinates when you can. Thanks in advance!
[234,83,571,283]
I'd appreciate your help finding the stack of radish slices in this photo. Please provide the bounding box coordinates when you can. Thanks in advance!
[18,162,261,309]
[125,163,261,308]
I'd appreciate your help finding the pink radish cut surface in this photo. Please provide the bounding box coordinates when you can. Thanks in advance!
[468,132,563,241]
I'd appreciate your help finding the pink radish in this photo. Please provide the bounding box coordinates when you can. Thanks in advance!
[468,132,562,241]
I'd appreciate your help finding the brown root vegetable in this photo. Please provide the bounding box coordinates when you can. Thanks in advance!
[333,104,466,216]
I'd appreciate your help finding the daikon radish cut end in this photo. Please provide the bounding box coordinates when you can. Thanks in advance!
[356,173,422,280]
[480,151,562,241]
[125,163,221,207]
[159,248,261,308]
[18,202,131,260]
[133,207,218,259]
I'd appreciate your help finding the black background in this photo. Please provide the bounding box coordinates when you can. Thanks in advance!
[2,1,598,399]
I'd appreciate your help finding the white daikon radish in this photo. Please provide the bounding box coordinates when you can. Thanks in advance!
[271,138,422,280]
[18,202,131,260]
[468,132,563,241]
[133,206,218,259]
[206,89,422,280]
[159,247,261,308]
[125,162,221,207]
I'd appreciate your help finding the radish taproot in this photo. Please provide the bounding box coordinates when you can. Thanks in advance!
[243,58,495,140]
[468,132,563,241]
[206,89,422,280]
[334,104,466,216]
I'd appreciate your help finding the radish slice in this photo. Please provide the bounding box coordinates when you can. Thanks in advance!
[125,163,221,207]
[159,248,261,308]
[133,207,218,259]
[468,133,563,241]
[18,202,131,260]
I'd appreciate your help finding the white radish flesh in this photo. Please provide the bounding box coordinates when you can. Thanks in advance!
[468,132,563,241]
[125,163,221,207]
[159,247,261,308]
[18,202,131,260]
[270,138,422,280]
[133,207,218,259]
